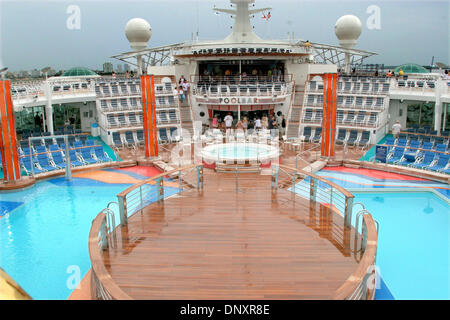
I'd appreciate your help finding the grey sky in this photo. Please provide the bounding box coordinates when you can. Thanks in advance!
[1,0,448,72]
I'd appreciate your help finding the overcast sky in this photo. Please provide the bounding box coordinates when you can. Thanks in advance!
[0,0,448,71]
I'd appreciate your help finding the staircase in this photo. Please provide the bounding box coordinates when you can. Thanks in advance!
[179,99,194,136]
[286,84,305,139]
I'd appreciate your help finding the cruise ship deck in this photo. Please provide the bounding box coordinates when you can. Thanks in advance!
[95,171,360,300]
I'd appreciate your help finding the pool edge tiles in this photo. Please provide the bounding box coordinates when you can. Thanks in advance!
[319,166,450,199]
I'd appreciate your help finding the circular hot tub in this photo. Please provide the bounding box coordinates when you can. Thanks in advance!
[200,142,279,164]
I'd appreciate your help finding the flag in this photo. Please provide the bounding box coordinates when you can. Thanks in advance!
[267,12,271,20]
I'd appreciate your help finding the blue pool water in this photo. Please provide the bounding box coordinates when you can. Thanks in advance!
[203,143,277,160]
[351,191,449,300]
[0,176,179,300]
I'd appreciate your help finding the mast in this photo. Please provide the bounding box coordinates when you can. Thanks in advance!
[214,0,271,43]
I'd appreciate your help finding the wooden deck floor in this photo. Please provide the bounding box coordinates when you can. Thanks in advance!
[104,171,359,299]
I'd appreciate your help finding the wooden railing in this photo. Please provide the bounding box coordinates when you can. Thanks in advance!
[333,213,378,300]
[89,212,132,300]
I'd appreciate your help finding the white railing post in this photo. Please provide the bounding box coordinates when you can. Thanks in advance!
[117,195,127,226]
[344,197,354,229]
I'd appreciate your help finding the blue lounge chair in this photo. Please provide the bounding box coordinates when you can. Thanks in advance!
[358,131,370,148]
[73,141,83,149]
[409,140,420,150]
[80,148,98,165]
[124,131,136,148]
[427,154,450,172]
[397,151,418,166]
[112,132,123,149]
[85,140,95,147]
[387,147,405,164]
[93,146,111,162]
[20,157,43,175]
[68,149,84,167]
[136,130,144,146]
[302,127,312,142]
[51,150,66,169]
[34,145,47,155]
[346,130,358,146]
[397,138,407,147]
[422,141,433,151]
[410,151,436,169]
[336,129,347,146]
[158,128,169,144]
[36,153,57,171]
[311,128,322,143]
[435,144,447,153]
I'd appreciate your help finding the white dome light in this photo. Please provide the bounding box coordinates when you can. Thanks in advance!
[125,18,152,51]
[334,15,362,49]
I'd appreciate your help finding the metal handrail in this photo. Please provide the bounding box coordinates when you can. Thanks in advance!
[117,164,203,226]
[295,144,321,170]
[89,165,204,299]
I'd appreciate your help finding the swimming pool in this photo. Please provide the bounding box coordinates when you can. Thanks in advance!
[351,191,449,300]
[294,166,450,300]
[201,142,279,163]
[0,168,179,299]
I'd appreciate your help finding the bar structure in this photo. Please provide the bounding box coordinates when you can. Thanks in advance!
[0,80,21,181]
[140,75,159,158]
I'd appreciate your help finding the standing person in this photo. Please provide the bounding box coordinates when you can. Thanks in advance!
[182,79,190,100]
[178,86,185,102]
[254,117,262,131]
[125,70,130,78]
[392,120,402,139]
[236,119,244,130]
[224,112,233,135]
[69,114,76,125]
[280,114,286,138]
[268,115,275,130]
[242,116,248,134]
[211,114,219,129]
[34,113,42,130]
[262,115,268,129]
[179,75,186,85]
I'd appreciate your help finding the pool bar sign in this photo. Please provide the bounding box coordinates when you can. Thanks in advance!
[375,145,388,163]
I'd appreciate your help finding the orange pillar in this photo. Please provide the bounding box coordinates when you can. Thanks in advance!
[321,73,338,158]
[140,75,158,158]
[0,80,21,181]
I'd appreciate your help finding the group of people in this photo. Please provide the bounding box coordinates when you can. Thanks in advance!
[200,65,284,82]
[211,112,286,136]
[173,75,190,102]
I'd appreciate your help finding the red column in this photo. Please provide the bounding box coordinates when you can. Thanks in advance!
[0,80,21,181]
[321,73,338,158]
[140,75,158,158]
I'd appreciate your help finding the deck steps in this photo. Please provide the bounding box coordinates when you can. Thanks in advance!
[215,162,261,173]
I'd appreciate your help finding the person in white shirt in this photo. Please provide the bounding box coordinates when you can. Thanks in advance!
[178,86,185,102]
[392,120,402,139]
[182,80,190,101]
[224,112,233,135]
[254,118,262,131]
